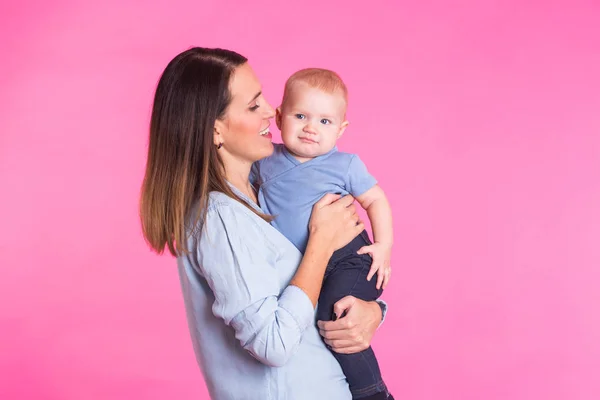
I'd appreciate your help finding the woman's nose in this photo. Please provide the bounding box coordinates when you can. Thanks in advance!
[263,101,275,119]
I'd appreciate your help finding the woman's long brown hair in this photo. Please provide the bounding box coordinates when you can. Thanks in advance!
[140,47,269,257]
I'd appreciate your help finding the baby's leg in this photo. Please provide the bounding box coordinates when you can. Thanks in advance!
[317,231,388,400]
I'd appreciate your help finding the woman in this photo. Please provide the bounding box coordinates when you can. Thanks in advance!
[140,47,389,399]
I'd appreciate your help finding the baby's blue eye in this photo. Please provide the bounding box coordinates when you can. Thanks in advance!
[320,119,331,125]
[295,114,306,120]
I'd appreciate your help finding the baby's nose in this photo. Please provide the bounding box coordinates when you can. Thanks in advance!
[303,123,317,134]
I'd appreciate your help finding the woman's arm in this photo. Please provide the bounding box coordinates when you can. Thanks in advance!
[197,195,363,367]
[290,193,365,306]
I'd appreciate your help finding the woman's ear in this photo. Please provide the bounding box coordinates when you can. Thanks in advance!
[214,120,225,146]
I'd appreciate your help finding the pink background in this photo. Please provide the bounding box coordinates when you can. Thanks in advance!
[1,1,599,399]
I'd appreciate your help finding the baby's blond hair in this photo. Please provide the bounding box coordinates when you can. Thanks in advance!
[281,68,348,109]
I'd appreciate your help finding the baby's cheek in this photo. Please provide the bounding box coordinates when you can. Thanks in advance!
[281,127,298,142]
[281,121,296,135]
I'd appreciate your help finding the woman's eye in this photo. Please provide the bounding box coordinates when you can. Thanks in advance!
[295,114,306,119]
[320,119,331,125]
[249,103,260,111]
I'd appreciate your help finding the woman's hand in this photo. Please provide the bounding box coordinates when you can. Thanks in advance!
[317,296,382,354]
[309,194,365,253]
[291,194,365,307]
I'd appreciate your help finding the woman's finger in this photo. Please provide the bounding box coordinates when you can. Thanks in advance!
[336,194,355,209]
[345,203,357,217]
[330,345,367,354]
[317,319,345,332]
[315,193,340,208]
[354,221,365,235]
[324,339,355,348]
[319,328,348,340]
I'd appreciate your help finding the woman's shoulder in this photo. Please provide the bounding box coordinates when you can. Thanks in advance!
[206,191,258,216]
[194,192,279,253]
[200,191,269,235]
[186,192,249,234]
[206,190,238,210]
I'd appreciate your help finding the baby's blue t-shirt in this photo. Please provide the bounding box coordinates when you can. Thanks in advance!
[251,144,377,253]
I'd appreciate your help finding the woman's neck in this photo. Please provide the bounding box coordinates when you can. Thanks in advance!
[225,163,257,204]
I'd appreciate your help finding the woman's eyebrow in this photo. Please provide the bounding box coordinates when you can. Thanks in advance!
[248,91,262,104]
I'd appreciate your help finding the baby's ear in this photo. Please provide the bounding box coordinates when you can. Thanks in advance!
[338,120,349,138]
[275,107,282,130]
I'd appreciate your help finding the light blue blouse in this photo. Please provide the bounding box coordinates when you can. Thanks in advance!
[177,186,352,399]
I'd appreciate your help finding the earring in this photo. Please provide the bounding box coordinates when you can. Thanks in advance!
[217,143,223,149]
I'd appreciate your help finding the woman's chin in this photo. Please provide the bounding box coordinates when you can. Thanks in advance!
[256,142,274,160]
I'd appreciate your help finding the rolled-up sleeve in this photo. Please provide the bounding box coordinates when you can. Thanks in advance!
[196,203,315,367]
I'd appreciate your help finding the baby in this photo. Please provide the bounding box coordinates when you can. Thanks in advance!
[251,68,393,400]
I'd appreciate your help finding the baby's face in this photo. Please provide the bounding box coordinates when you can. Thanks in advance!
[277,83,348,162]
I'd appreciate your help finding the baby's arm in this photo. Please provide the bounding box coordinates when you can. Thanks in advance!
[356,185,393,289]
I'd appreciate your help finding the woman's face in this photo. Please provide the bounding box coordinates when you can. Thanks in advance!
[215,63,275,164]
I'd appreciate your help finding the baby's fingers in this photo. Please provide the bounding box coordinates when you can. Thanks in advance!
[376,268,386,290]
[382,268,391,289]
[357,245,373,256]
[367,262,379,282]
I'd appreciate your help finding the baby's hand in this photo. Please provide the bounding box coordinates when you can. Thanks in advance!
[357,242,392,290]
